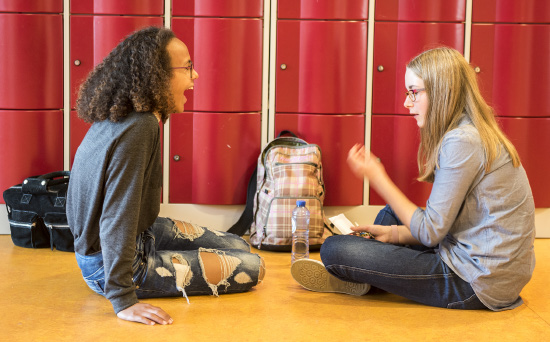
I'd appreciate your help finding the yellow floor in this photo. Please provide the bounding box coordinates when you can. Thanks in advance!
[0,236,548,342]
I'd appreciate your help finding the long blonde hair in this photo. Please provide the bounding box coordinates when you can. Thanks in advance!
[407,47,520,183]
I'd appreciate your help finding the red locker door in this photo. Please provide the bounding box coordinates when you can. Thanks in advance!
[0,0,62,12]
[473,0,550,23]
[70,0,163,15]
[276,20,367,114]
[375,0,466,22]
[172,18,263,113]
[173,0,263,18]
[372,22,464,115]
[0,110,63,203]
[278,0,368,20]
[170,112,261,204]
[471,24,550,118]
[370,115,432,206]
[0,14,63,110]
[275,113,365,206]
[498,117,550,208]
[70,15,164,108]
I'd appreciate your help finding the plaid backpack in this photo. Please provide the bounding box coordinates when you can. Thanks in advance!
[228,131,332,251]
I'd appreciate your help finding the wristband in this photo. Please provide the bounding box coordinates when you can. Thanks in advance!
[391,225,399,244]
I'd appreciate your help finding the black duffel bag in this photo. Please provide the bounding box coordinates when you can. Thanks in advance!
[3,171,74,252]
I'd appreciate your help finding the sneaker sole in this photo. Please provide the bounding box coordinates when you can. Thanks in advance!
[291,259,370,296]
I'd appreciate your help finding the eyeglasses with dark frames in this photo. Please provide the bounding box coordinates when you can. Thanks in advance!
[172,60,194,78]
[405,88,426,102]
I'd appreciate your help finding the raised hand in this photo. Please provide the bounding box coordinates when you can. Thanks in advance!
[347,144,386,181]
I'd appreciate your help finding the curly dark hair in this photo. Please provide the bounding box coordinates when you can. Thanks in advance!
[76,26,176,124]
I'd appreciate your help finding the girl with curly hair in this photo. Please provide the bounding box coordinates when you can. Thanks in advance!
[291,47,535,311]
[67,26,265,325]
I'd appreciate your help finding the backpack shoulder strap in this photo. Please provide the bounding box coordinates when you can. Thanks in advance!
[227,167,257,236]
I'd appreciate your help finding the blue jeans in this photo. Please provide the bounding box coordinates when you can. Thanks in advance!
[320,205,487,310]
[76,217,263,300]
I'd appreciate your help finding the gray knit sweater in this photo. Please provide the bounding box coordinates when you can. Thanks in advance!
[67,112,162,313]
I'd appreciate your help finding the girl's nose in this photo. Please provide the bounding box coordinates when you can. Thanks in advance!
[404,95,413,109]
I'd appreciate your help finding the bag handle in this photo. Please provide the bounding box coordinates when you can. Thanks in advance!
[277,130,298,138]
[38,171,70,186]
[22,171,70,194]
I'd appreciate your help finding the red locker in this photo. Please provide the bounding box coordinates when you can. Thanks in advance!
[70,0,163,15]
[278,0,368,20]
[276,20,367,114]
[498,117,550,208]
[275,114,365,206]
[0,14,63,110]
[0,0,62,13]
[0,110,64,203]
[70,16,164,108]
[375,0,466,22]
[171,18,263,113]
[170,112,261,204]
[471,24,550,118]
[372,22,464,115]
[173,0,263,18]
[473,0,550,23]
[370,115,432,206]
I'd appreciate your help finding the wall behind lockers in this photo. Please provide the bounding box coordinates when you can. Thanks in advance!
[1,0,549,237]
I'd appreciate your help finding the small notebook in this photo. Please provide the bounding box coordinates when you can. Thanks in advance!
[328,213,356,235]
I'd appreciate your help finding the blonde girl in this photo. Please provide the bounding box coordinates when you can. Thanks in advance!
[291,47,535,311]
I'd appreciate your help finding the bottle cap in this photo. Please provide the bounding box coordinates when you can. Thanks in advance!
[296,200,306,207]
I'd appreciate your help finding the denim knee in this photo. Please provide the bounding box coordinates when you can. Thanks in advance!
[320,235,354,266]
[151,217,252,253]
[374,204,403,225]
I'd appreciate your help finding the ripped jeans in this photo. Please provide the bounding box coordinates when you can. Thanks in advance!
[75,217,263,302]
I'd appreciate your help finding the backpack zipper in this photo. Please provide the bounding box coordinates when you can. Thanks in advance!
[273,162,319,167]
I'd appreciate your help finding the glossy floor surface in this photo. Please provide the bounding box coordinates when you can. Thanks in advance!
[1,236,549,341]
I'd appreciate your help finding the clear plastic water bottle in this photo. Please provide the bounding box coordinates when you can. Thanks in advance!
[291,200,310,263]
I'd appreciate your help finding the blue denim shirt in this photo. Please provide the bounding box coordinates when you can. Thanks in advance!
[410,117,536,311]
